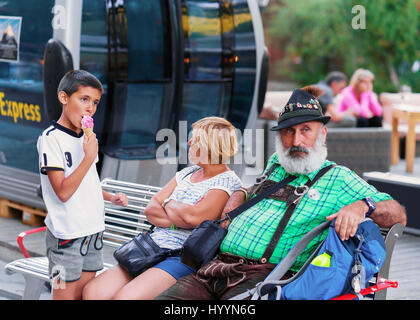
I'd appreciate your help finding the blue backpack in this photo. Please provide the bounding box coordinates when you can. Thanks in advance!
[230,218,386,300]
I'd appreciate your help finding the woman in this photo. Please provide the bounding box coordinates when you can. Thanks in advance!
[337,68,383,127]
[82,117,243,300]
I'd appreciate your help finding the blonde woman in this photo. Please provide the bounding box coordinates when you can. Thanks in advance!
[337,68,383,127]
[83,117,242,300]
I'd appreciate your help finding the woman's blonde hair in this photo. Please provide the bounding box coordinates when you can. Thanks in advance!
[190,116,238,164]
[349,68,374,87]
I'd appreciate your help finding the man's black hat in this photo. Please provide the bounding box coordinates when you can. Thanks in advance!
[271,88,330,131]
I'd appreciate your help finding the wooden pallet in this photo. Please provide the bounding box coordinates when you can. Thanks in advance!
[0,198,46,227]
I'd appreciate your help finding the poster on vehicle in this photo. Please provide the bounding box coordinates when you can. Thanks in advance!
[0,16,22,62]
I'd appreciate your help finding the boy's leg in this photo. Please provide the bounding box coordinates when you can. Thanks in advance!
[52,271,95,300]
[46,229,104,300]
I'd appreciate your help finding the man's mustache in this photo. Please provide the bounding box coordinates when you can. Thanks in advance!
[288,146,309,155]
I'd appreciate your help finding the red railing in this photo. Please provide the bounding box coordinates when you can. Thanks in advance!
[17,226,47,258]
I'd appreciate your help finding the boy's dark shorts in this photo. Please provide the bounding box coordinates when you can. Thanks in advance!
[46,228,104,282]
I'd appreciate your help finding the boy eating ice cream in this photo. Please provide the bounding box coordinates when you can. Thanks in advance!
[37,70,128,299]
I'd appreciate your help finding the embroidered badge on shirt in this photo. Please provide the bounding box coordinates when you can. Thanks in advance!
[308,188,320,201]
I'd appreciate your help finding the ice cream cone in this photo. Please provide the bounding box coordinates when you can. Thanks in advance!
[83,127,93,138]
[81,115,94,138]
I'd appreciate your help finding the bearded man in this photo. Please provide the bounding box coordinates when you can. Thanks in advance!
[155,86,407,300]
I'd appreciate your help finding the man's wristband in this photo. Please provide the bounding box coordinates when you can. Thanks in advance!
[236,187,249,201]
[362,197,376,218]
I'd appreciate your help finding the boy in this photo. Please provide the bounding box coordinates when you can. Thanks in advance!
[37,70,128,300]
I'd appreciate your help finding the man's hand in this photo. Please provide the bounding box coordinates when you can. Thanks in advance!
[220,190,246,228]
[326,200,367,240]
[326,199,407,240]
[111,192,128,207]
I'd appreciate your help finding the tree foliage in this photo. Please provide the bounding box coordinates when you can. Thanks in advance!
[266,0,419,92]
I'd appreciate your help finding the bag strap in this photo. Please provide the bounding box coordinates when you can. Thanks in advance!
[224,169,297,223]
[260,164,335,263]
[246,163,279,198]
[229,221,331,300]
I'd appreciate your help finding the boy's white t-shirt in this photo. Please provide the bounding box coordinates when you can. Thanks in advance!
[37,121,105,239]
[150,165,243,250]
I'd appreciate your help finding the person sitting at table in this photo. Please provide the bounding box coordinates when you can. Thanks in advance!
[337,68,383,127]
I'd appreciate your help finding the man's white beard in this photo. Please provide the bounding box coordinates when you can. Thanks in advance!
[275,131,328,175]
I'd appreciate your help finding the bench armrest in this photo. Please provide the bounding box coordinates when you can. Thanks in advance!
[17,226,47,258]
[331,278,398,300]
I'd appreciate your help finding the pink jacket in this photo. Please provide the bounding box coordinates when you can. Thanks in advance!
[337,86,383,118]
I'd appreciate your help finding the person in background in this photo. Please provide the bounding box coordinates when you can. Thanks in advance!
[337,68,383,127]
[315,71,356,128]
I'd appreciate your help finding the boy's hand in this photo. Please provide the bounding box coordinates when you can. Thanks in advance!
[83,133,98,162]
[111,192,129,207]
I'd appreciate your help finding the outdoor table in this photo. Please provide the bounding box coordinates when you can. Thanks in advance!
[391,104,420,172]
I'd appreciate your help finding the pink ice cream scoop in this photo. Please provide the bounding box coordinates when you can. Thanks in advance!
[81,115,94,137]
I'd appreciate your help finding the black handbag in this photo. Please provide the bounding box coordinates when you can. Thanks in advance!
[113,230,181,278]
[180,219,228,270]
[180,168,298,270]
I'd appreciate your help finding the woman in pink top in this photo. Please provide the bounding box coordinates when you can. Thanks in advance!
[337,68,383,127]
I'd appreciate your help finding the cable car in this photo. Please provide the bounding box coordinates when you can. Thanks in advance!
[0,0,268,210]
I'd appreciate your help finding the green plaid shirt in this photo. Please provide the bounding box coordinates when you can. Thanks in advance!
[220,153,392,271]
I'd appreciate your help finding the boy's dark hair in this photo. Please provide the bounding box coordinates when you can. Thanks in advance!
[325,71,347,86]
[57,70,103,96]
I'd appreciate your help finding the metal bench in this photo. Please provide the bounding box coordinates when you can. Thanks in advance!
[5,178,161,300]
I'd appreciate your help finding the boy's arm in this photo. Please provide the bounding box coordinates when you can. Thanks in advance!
[47,134,98,203]
[102,190,128,207]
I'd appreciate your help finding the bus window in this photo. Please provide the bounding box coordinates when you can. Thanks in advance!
[80,0,108,84]
[103,0,174,159]
[228,0,256,130]
[176,0,233,127]
[80,0,109,140]
[102,0,258,161]
[0,0,54,173]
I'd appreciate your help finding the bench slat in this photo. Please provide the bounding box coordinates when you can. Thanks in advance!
[102,185,159,198]
[103,232,133,245]
[105,208,147,220]
[102,178,161,192]
[105,200,148,210]
[104,216,147,229]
